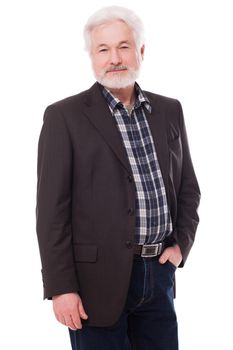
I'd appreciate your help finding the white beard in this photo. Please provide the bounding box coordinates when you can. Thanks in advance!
[94,66,141,89]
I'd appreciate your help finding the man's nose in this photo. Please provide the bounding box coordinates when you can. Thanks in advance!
[109,49,122,65]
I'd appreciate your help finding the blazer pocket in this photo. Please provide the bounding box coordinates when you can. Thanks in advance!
[168,136,182,154]
[74,244,98,263]
[168,133,180,145]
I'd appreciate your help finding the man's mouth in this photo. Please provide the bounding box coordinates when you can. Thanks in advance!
[106,66,128,73]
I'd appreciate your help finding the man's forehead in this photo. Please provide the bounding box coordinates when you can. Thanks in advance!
[92,19,130,31]
[91,24,135,49]
[91,20,133,38]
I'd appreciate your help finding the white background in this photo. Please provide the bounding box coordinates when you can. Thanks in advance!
[0,0,232,349]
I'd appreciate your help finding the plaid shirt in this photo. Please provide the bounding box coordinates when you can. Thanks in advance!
[100,83,173,244]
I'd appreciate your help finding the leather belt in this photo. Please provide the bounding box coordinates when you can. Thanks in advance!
[134,242,164,258]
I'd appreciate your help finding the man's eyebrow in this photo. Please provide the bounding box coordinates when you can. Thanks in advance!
[96,40,131,48]
[97,43,108,48]
[118,40,130,45]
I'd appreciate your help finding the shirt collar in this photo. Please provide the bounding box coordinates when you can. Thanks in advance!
[99,82,152,114]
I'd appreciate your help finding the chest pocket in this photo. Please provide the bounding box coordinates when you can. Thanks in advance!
[168,126,183,193]
[168,123,182,159]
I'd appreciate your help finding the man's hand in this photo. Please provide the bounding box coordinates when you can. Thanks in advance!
[159,244,183,267]
[52,292,88,330]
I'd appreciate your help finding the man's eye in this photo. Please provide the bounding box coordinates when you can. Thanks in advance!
[99,49,108,52]
[120,46,129,49]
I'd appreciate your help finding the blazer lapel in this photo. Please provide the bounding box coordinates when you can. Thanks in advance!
[83,83,132,174]
[144,99,170,201]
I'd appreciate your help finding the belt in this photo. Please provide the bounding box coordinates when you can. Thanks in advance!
[134,242,164,258]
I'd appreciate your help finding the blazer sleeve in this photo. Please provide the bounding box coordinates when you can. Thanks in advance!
[36,104,79,299]
[173,101,201,265]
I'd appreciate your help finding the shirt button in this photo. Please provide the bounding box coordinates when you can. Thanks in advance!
[128,208,134,216]
[126,241,133,249]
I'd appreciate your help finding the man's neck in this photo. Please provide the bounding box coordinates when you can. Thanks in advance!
[107,84,136,106]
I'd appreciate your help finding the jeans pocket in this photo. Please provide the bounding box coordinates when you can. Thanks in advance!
[166,260,177,270]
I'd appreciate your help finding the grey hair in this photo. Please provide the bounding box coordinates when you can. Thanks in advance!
[84,6,145,54]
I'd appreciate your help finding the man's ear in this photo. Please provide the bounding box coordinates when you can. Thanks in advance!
[140,45,145,60]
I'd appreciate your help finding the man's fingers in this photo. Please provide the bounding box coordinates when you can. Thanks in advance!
[52,293,88,330]
[71,312,83,329]
[56,314,65,325]
[159,245,183,266]
[159,248,170,264]
[64,314,78,331]
[56,311,82,330]
[78,299,88,320]
[56,313,75,329]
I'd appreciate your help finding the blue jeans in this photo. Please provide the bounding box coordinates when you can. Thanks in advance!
[69,256,178,349]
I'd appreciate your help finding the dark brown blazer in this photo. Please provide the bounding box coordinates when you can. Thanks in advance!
[36,82,200,327]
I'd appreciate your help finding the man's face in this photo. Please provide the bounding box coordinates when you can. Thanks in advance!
[89,20,144,89]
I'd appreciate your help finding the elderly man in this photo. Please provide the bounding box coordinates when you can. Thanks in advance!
[36,6,200,350]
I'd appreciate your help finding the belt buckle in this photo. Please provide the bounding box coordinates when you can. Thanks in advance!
[141,243,163,257]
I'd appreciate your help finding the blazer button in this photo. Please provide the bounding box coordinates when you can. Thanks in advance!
[127,175,133,182]
[128,208,134,216]
[126,241,133,249]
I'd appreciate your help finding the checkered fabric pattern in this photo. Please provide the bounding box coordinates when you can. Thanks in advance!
[100,83,173,244]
